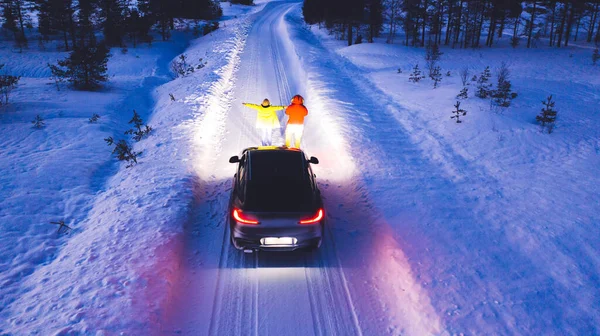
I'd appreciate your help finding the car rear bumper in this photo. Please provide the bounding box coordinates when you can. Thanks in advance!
[231,223,323,251]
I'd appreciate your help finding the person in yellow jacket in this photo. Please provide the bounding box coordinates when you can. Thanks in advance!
[242,98,286,146]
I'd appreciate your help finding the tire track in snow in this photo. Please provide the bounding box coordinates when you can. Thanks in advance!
[264,7,363,336]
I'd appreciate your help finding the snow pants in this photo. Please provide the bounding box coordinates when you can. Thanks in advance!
[285,124,304,148]
[258,127,274,146]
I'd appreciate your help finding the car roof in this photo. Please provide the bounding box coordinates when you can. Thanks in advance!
[247,149,306,182]
[241,147,315,212]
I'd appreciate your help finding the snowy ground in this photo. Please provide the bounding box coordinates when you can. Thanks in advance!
[1,0,599,335]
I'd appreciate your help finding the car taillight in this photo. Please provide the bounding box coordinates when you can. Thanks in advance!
[300,208,324,224]
[233,208,259,224]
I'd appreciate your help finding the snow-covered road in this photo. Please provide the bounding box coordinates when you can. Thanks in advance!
[162,2,600,335]
[3,1,599,334]
[162,3,367,335]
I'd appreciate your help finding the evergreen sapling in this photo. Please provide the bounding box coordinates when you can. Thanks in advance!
[89,113,101,123]
[32,115,45,128]
[125,110,152,141]
[409,64,424,83]
[431,66,442,88]
[451,101,467,123]
[492,62,517,107]
[0,67,20,105]
[536,95,558,133]
[476,66,492,98]
[105,136,140,168]
[457,87,468,99]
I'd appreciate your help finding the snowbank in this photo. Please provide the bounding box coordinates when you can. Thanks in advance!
[0,4,257,334]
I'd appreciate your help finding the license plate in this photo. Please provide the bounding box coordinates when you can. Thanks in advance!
[261,237,297,245]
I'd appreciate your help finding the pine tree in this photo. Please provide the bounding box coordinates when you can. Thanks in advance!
[98,0,127,46]
[51,42,111,90]
[492,62,516,107]
[425,42,443,77]
[451,101,467,123]
[123,8,153,47]
[431,65,442,88]
[366,0,383,42]
[409,64,424,83]
[36,0,75,50]
[0,64,20,106]
[32,114,45,128]
[457,87,468,99]
[72,0,96,48]
[1,0,32,48]
[536,95,558,133]
[125,110,152,141]
[475,66,492,98]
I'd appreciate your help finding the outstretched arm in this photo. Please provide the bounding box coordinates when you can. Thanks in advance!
[270,105,287,110]
[242,103,261,110]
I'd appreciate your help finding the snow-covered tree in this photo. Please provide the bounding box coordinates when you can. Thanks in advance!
[457,87,468,99]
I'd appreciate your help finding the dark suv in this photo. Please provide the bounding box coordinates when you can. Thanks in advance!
[228,147,324,252]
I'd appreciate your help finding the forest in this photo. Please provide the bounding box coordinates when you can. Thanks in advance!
[302,0,600,48]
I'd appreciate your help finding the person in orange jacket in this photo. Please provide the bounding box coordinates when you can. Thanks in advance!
[242,98,286,146]
[284,95,308,148]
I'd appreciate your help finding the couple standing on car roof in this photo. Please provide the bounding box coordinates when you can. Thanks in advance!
[242,94,308,148]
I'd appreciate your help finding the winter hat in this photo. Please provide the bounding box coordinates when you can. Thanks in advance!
[291,95,304,104]
[261,98,270,107]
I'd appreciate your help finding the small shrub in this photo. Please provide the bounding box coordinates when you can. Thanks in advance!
[169,93,175,101]
[425,43,443,77]
[409,64,424,83]
[0,64,21,105]
[32,115,45,128]
[446,71,451,77]
[196,58,207,70]
[431,66,442,88]
[89,113,100,123]
[202,21,219,36]
[397,68,402,74]
[48,63,67,91]
[536,95,558,133]
[105,136,140,168]
[451,101,467,123]
[475,66,492,98]
[171,55,207,77]
[125,110,152,142]
[491,62,516,107]
[457,87,468,99]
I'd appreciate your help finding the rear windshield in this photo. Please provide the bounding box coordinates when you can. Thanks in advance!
[244,151,314,212]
